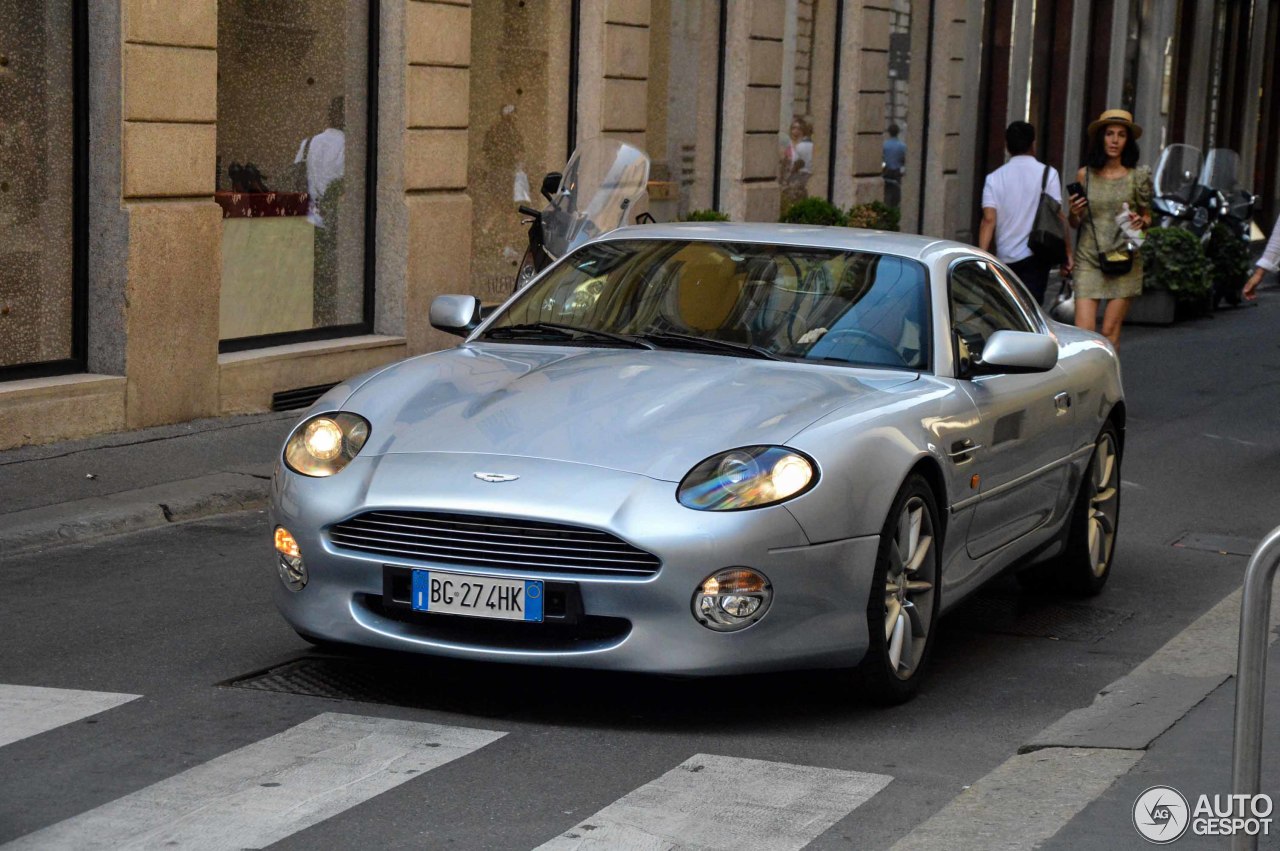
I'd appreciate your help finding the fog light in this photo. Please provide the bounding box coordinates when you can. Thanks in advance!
[693,568,772,632]
[274,526,307,591]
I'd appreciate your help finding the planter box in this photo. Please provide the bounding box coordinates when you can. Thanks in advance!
[1125,289,1177,326]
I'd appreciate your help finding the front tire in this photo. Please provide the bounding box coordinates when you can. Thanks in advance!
[859,474,941,705]
[1056,422,1122,596]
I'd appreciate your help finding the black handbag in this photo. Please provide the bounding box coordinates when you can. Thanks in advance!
[1086,170,1134,276]
[1028,165,1067,265]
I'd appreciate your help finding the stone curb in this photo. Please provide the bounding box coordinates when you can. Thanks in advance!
[0,471,271,560]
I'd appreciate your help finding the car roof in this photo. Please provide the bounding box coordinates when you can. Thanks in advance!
[597,222,959,261]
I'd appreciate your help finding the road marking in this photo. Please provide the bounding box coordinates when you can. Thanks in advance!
[0,685,139,748]
[889,747,1142,851]
[891,579,1280,849]
[535,753,891,850]
[2,712,505,850]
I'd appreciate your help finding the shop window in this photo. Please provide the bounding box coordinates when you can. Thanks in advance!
[216,0,374,350]
[0,0,85,378]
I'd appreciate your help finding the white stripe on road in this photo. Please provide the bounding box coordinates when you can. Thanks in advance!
[3,712,505,850]
[0,685,139,748]
[536,753,892,850]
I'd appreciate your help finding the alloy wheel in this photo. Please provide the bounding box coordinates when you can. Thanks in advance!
[1087,432,1120,577]
[884,496,937,679]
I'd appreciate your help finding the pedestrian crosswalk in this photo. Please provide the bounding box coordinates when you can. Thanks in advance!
[0,683,895,850]
[536,754,892,850]
[0,684,139,747]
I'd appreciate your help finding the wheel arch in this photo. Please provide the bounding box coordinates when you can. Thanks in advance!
[907,454,949,544]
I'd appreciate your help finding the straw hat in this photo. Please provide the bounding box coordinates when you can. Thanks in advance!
[1087,109,1143,141]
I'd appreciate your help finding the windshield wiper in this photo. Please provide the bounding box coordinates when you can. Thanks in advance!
[638,331,781,360]
[482,322,655,349]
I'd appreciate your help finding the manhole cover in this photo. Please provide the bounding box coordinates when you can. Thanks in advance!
[1172,532,1257,556]
[947,596,1133,642]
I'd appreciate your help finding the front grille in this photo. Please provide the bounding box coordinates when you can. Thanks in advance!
[329,510,662,577]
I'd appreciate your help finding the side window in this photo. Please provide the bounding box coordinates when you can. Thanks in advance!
[949,260,1034,370]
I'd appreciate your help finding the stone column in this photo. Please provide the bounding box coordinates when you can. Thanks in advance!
[719,0,784,222]
[405,0,473,355]
[118,0,221,427]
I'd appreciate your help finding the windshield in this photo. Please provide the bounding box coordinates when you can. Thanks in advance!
[1154,144,1203,202]
[542,139,651,258]
[482,239,931,370]
[1203,149,1242,193]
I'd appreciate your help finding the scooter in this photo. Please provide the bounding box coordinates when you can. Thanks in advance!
[1202,148,1260,307]
[1152,144,1217,237]
[514,137,652,291]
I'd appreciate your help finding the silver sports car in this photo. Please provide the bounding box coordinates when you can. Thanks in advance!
[270,223,1123,703]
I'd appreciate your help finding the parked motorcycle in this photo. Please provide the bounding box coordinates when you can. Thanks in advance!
[1202,148,1260,306]
[514,138,652,291]
[1152,144,1216,237]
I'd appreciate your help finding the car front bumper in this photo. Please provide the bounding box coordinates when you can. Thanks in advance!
[270,452,879,675]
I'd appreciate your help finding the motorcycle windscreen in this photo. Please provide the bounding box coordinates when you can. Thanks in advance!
[543,137,651,259]
[1202,149,1242,193]
[1154,144,1203,203]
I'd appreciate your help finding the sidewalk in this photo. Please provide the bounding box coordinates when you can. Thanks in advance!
[894,580,1280,850]
[0,411,296,558]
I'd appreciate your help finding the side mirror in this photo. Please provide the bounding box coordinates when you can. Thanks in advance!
[540,172,562,203]
[978,330,1059,374]
[429,295,483,337]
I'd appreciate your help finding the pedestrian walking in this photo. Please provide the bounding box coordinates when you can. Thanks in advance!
[1244,215,1280,300]
[1066,109,1152,348]
[882,125,906,210]
[978,121,1072,305]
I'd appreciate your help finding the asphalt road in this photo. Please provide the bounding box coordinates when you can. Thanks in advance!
[1,300,1278,849]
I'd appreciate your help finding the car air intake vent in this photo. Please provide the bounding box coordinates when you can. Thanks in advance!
[328,511,662,577]
[271,382,338,411]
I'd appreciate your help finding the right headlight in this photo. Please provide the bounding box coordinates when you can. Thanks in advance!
[283,412,371,477]
[677,446,817,511]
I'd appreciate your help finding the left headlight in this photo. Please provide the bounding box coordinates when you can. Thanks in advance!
[283,412,371,477]
[677,446,817,511]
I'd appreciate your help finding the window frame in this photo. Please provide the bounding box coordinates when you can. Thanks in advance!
[217,0,381,355]
[946,256,1043,378]
[0,0,90,382]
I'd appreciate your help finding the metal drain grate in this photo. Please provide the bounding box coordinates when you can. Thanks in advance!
[224,657,422,707]
[1172,532,1258,557]
[948,596,1133,642]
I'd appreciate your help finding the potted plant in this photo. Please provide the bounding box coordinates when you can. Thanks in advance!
[1206,221,1251,308]
[1133,227,1211,325]
[846,201,901,232]
[682,209,731,222]
[780,197,847,226]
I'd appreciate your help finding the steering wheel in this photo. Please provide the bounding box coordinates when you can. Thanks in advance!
[809,328,909,367]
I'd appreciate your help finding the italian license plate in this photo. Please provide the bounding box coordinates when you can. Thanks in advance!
[410,570,543,623]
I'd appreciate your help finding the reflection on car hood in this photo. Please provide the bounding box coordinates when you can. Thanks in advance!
[342,343,918,481]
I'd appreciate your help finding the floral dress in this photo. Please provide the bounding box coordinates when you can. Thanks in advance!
[1074,166,1153,300]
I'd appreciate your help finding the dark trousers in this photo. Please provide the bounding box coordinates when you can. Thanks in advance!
[1008,254,1051,306]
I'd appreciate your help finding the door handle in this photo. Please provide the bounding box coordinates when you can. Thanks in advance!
[1054,392,1072,414]
[948,438,982,462]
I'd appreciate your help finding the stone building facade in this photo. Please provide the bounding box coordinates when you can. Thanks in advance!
[0,0,1275,449]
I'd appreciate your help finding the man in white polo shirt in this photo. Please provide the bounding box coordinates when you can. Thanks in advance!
[978,121,1071,304]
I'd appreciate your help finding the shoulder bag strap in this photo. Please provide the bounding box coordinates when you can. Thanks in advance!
[1086,168,1103,248]
[1041,165,1051,193]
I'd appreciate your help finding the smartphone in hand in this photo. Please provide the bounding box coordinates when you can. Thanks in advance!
[1067,182,1086,201]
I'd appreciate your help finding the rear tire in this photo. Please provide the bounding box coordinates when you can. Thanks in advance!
[1053,422,1122,596]
[859,474,941,705]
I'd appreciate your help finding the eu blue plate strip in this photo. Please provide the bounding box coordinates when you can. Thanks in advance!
[525,580,543,622]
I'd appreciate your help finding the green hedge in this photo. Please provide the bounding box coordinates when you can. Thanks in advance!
[1141,227,1211,301]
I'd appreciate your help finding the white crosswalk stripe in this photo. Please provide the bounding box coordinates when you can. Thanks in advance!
[2,711,505,850]
[535,753,892,850]
[0,684,140,748]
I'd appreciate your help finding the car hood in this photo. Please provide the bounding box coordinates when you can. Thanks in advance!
[341,343,918,481]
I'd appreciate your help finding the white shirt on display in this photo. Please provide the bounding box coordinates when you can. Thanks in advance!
[295,128,345,228]
[981,155,1062,264]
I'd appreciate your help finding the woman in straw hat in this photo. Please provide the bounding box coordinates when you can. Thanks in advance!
[1066,109,1153,347]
